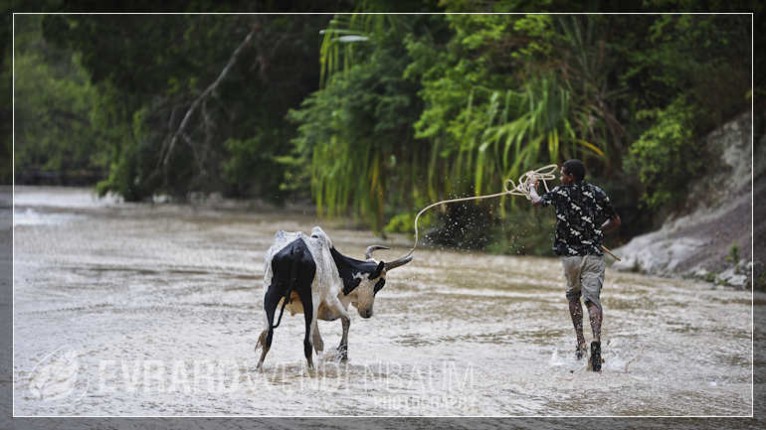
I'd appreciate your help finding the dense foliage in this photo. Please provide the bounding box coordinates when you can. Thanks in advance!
[12,2,755,254]
[289,10,751,248]
[13,15,106,184]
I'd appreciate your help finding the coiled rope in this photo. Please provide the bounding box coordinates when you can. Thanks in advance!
[400,164,559,259]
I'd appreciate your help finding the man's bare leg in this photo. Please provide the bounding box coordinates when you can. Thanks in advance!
[568,295,587,359]
[586,300,603,371]
[586,300,602,343]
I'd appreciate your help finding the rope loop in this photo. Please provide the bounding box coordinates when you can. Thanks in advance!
[502,164,559,200]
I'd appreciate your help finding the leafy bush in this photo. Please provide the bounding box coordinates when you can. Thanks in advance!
[625,97,703,210]
[222,134,289,202]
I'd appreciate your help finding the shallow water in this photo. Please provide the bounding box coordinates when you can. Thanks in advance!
[12,186,755,417]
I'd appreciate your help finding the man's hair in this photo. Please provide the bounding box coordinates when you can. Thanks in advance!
[563,159,586,182]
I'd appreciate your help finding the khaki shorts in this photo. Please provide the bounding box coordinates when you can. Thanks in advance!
[561,255,605,308]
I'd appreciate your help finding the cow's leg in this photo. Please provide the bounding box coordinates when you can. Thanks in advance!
[312,320,324,354]
[256,284,282,370]
[325,295,351,361]
[337,315,351,362]
[296,288,315,369]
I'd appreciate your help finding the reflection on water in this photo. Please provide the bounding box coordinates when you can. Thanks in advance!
[12,187,755,417]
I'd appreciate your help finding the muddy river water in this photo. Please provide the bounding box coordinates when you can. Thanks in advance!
[11,187,756,417]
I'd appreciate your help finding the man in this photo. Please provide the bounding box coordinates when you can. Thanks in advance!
[529,159,621,372]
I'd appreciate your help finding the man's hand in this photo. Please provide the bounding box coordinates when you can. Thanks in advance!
[529,177,542,206]
[601,215,622,233]
[529,177,539,191]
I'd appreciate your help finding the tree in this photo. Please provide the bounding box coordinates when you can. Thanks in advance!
[14,14,106,184]
[41,13,334,201]
[289,14,430,231]
[622,14,751,212]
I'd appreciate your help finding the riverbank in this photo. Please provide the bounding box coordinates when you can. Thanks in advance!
[613,112,759,290]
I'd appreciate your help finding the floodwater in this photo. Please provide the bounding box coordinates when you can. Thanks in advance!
[11,186,756,417]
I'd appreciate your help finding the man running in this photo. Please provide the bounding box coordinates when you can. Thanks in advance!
[529,159,621,372]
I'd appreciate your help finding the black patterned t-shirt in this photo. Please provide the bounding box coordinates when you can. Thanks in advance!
[539,181,617,256]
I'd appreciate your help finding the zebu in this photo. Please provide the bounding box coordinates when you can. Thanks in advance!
[255,227,412,369]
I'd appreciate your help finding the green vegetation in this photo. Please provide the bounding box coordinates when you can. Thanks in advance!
[625,97,701,210]
[727,242,740,264]
[14,15,106,184]
[12,3,756,256]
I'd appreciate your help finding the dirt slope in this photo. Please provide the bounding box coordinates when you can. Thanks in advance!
[614,112,759,289]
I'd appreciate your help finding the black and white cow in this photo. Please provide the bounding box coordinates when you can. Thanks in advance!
[255,226,412,369]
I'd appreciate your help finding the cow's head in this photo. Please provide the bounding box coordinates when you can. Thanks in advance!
[346,245,413,319]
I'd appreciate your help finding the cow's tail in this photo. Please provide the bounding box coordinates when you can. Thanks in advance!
[271,246,300,330]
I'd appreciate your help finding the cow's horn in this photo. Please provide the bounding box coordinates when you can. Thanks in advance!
[364,245,390,260]
[384,254,413,271]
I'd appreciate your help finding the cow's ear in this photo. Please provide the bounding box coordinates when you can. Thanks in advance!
[369,261,385,280]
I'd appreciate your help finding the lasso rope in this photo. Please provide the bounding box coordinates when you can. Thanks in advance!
[401,164,559,259]
[397,163,621,261]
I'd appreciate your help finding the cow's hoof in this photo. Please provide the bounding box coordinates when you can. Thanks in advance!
[335,345,348,362]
